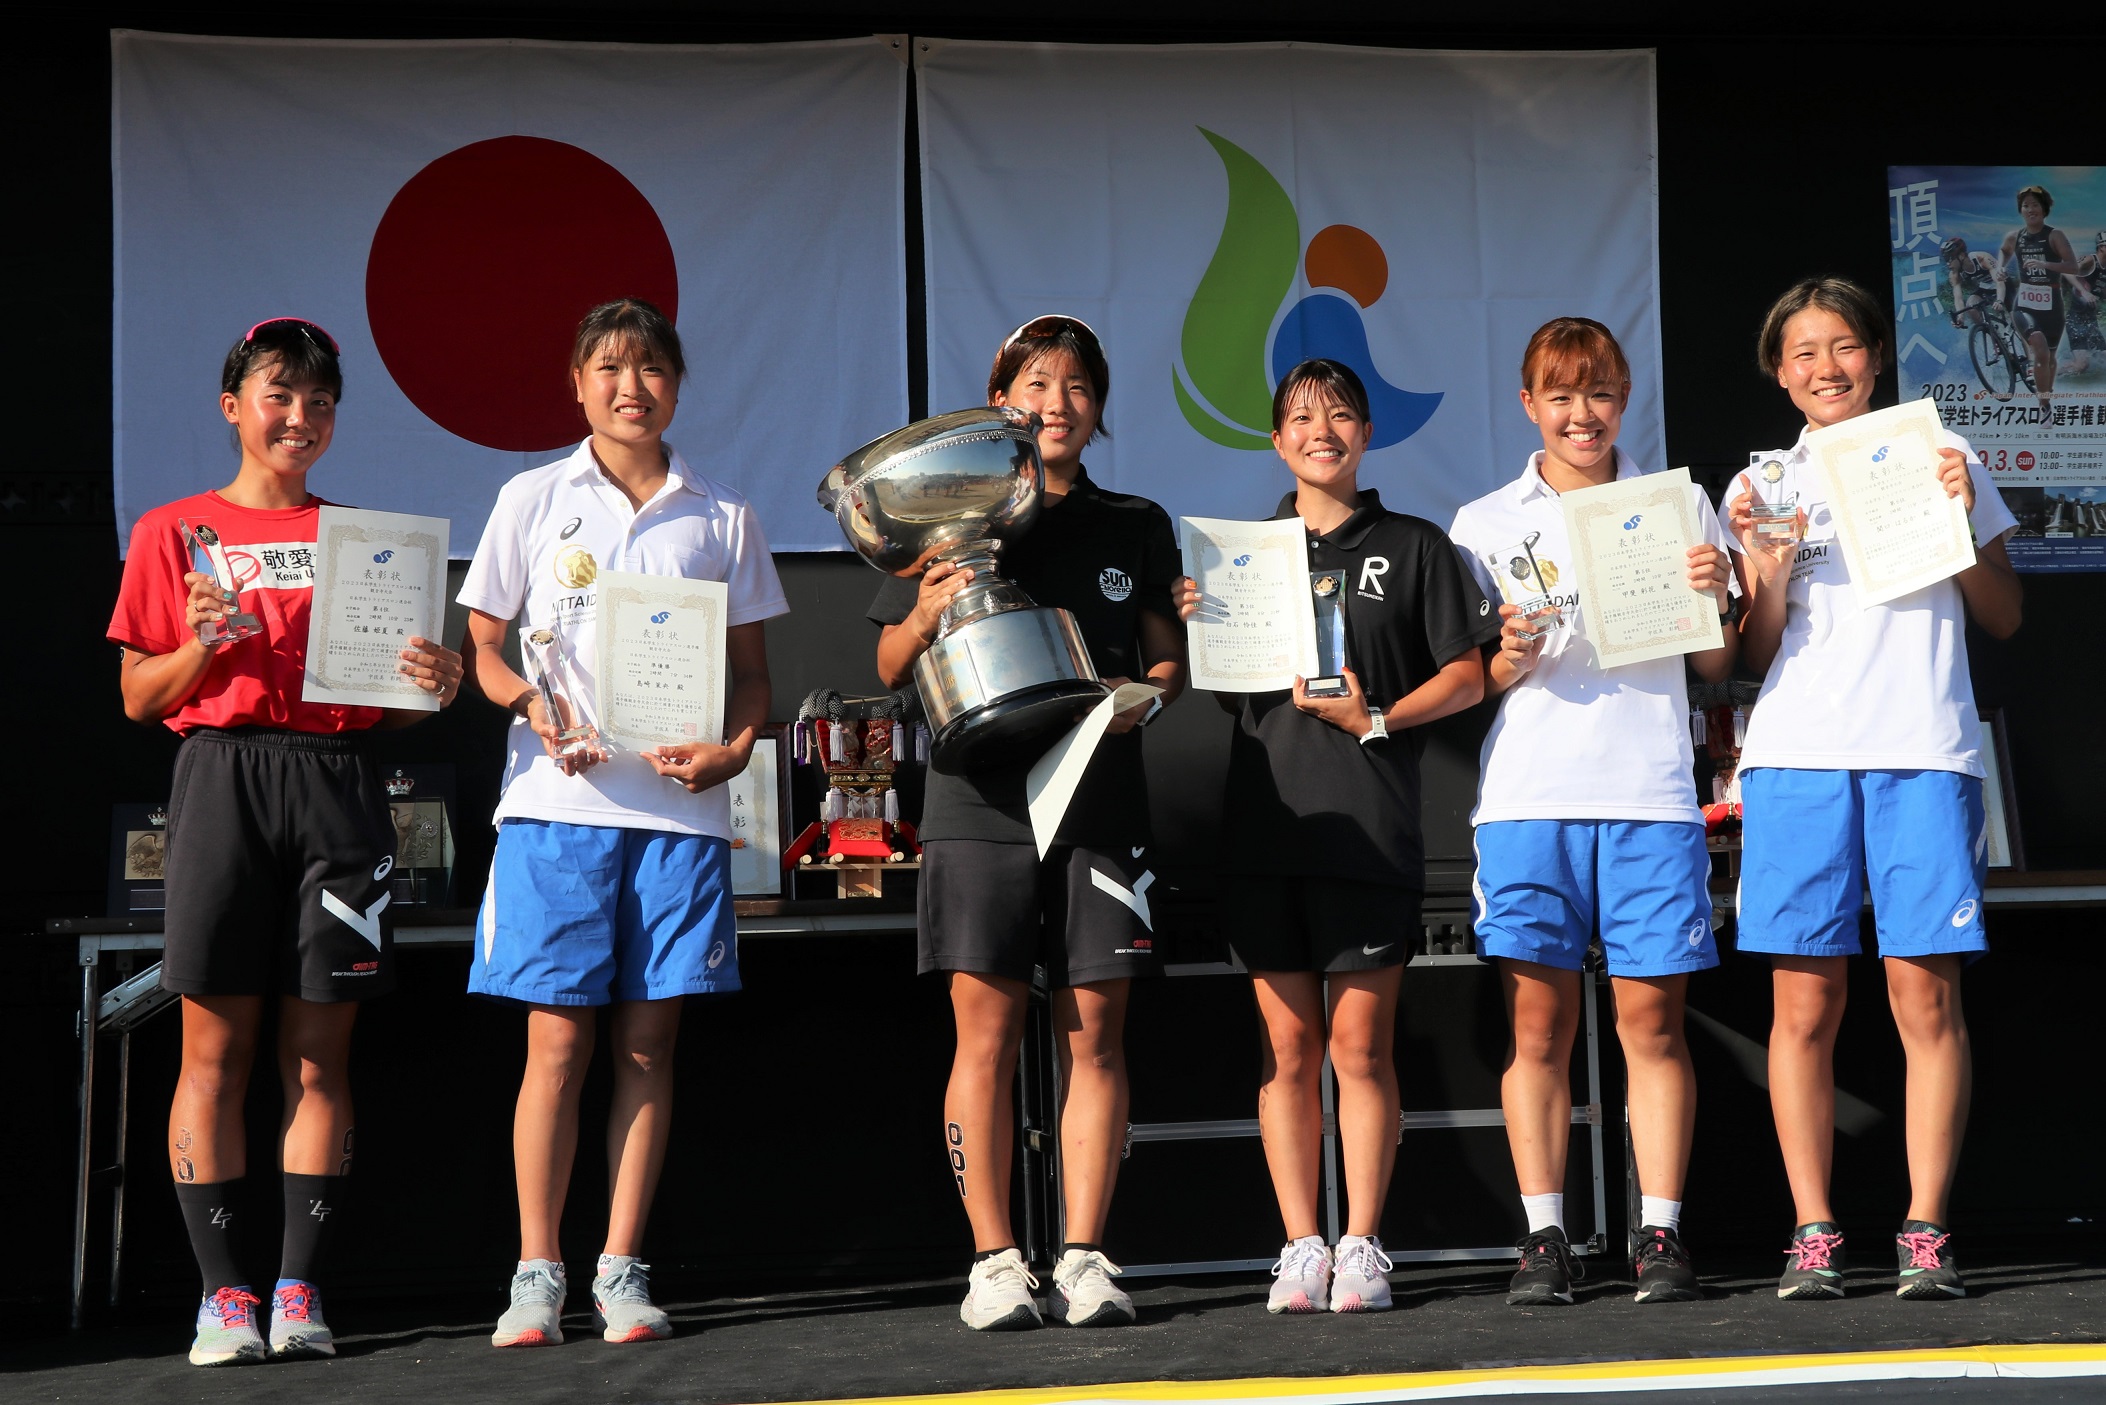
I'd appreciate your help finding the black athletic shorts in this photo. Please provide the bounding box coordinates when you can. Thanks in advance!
[2013,303,2065,351]
[1222,873,1421,974]
[917,839,1163,988]
[161,727,398,1002]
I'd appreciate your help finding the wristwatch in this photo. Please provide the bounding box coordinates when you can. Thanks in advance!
[1139,696,1165,727]
[1359,709,1389,745]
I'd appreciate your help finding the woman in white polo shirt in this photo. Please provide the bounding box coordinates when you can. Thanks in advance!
[1449,318,1736,1309]
[458,298,788,1346]
[1726,277,2021,1301]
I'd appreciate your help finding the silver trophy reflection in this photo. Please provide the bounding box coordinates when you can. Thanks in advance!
[523,625,602,759]
[817,406,1108,772]
[177,519,262,646]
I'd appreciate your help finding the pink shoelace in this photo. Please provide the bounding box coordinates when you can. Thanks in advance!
[1898,1230,1951,1269]
[207,1286,263,1326]
[274,1283,315,1322]
[1786,1231,1844,1269]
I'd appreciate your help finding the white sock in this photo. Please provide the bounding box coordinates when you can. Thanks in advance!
[597,1253,638,1276]
[1640,1196,1682,1232]
[518,1258,565,1277]
[1521,1192,1564,1234]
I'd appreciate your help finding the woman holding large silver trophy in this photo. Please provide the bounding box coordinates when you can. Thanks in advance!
[861,316,1187,1329]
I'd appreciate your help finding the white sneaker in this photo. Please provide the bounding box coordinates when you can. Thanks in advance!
[592,1256,673,1343]
[1267,1236,1331,1314]
[1329,1234,1394,1312]
[491,1259,566,1348]
[959,1248,1042,1331]
[1047,1248,1135,1327]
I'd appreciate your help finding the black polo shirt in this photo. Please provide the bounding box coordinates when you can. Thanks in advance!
[869,467,1181,847]
[1226,489,1496,888]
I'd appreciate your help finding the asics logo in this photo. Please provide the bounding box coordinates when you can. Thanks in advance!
[373,856,395,882]
[1950,899,1978,928]
[560,517,583,539]
[1688,919,1707,947]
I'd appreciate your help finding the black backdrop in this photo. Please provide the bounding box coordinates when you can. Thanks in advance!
[8,3,2102,1330]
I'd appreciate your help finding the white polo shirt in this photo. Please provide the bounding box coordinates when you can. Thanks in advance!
[1449,449,1733,826]
[458,439,789,837]
[1726,424,2014,777]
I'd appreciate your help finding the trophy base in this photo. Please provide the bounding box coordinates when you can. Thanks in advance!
[931,677,1113,775]
[198,613,263,647]
[1751,517,1802,544]
[1304,675,1351,698]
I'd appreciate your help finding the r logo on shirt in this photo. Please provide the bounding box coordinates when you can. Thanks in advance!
[1357,556,1390,599]
[1098,568,1134,602]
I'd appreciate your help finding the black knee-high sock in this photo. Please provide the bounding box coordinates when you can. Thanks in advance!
[173,1180,248,1296]
[279,1174,349,1285]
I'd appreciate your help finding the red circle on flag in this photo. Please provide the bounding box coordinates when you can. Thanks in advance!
[2016,451,2035,471]
[366,137,678,452]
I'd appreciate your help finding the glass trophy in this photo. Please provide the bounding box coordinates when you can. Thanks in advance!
[177,519,261,646]
[523,626,603,758]
[1305,571,1351,697]
[1747,458,1800,543]
[1500,532,1561,642]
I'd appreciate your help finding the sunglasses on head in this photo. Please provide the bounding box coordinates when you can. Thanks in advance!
[1000,314,1102,354]
[245,317,341,355]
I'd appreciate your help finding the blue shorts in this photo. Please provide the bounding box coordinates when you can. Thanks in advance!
[1738,768,1987,960]
[1471,820,1717,978]
[471,819,738,1005]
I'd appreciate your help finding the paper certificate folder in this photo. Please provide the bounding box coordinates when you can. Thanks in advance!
[1179,516,1319,692]
[1558,468,1722,669]
[1804,399,1975,607]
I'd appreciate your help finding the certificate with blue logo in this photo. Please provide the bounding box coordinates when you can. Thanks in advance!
[1180,516,1320,692]
[594,570,727,752]
[1806,399,1975,608]
[1560,468,1721,670]
[303,506,449,709]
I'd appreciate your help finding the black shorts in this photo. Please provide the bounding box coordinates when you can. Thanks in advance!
[1223,873,1421,974]
[917,839,1163,987]
[2013,302,2065,350]
[161,727,397,1002]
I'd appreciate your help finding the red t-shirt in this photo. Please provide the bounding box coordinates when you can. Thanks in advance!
[109,491,384,736]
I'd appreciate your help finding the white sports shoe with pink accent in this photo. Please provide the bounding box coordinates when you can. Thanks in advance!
[1267,1236,1331,1314]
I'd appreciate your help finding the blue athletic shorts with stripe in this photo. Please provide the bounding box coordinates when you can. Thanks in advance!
[471,819,738,1005]
[1737,768,1987,960]
[1472,820,1718,978]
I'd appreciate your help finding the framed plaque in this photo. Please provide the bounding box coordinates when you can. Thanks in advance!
[726,726,790,897]
[107,802,170,917]
[1979,708,2024,870]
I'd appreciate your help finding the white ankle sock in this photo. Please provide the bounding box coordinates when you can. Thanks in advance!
[1640,1196,1682,1232]
[597,1253,638,1276]
[1521,1192,1564,1234]
[517,1258,564,1277]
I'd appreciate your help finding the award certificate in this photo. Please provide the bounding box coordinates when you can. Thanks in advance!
[1805,399,1975,607]
[302,507,450,709]
[593,570,727,751]
[1560,468,1722,669]
[1180,516,1318,692]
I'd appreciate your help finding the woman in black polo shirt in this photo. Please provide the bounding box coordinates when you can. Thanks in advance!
[1177,359,1494,1315]
[870,316,1186,1331]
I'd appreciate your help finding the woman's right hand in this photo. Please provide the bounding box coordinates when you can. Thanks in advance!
[1726,473,1800,589]
[906,560,974,641]
[182,571,233,645]
[1495,602,1550,676]
[527,692,606,775]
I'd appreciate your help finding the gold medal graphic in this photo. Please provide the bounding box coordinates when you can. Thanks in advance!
[1312,574,1339,597]
[554,546,598,590]
[1762,460,1785,484]
[1535,559,1560,590]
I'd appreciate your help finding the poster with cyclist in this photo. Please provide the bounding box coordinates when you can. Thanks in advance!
[1889,164,2106,573]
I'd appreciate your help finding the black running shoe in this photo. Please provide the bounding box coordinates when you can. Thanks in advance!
[1895,1221,1966,1299]
[1631,1225,1701,1303]
[1777,1222,1846,1300]
[1507,1226,1583,1306]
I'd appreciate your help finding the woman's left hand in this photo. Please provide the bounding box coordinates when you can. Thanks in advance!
[398,637,465,707]
[1936,447,1976,515]
[1292,667,1374,737]
[641,741,748,794]
[1685,543,1732,615]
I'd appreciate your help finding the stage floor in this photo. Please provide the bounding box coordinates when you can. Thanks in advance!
[13,1253,2106,1404]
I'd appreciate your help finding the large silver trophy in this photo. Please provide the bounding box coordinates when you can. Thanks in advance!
[818,406,1107,772]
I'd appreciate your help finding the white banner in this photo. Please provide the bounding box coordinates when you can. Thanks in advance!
[113,31,908,554]
[919,41,1661,533]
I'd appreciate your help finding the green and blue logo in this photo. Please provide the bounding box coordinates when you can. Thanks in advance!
[1174,129,1442,452]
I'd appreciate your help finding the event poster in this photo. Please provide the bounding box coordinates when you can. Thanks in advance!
[1888,165,2106,572]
